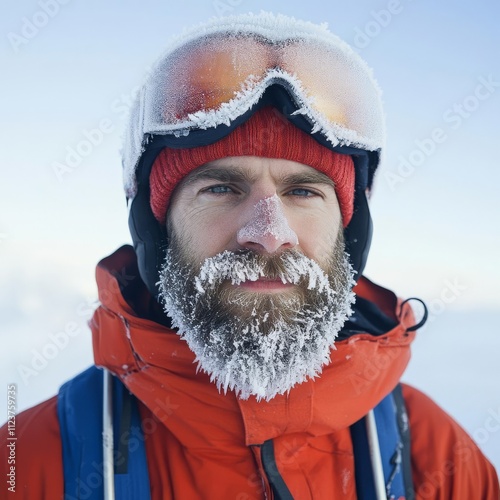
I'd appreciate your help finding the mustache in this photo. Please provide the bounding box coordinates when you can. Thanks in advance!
[195,248,333,293]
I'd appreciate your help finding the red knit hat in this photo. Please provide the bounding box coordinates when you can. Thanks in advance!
[150,107,355,226]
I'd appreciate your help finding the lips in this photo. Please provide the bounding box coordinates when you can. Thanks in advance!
[236,278,294,292]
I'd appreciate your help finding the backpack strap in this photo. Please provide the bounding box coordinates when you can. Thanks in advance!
[393,384,415,499]
[350,385,415,499]
[57,366,151,500]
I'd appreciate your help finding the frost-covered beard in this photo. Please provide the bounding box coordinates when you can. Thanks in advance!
[157,233,356,401]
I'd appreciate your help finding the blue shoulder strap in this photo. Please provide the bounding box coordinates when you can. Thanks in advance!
[57,366,151,500]
[350,385,414,499]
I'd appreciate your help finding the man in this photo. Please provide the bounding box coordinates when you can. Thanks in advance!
[1,12,498,499]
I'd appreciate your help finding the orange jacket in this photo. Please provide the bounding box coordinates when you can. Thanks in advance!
[1,246,498,499]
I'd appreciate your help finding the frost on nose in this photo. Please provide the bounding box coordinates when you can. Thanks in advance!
[237,194,299,251]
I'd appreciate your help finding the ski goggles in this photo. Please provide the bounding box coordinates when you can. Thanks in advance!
[123,14,385,199]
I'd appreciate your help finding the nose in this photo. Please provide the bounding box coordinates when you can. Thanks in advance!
[236,194,299,253]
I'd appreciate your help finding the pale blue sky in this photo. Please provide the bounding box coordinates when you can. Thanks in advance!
[1,0,499,469]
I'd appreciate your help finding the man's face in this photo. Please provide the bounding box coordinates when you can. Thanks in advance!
[167,156,343,269]
[158,156,355,400]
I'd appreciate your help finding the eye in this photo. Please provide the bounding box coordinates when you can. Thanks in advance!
[203,185,235,195]
[287,187,319,197]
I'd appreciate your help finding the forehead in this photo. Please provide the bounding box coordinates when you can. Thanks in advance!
[180,156,336,187]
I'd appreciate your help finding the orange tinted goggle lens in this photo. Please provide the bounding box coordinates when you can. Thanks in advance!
[146,32,374,131]
[161,35,270,120]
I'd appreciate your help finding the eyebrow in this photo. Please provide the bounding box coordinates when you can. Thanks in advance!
[181,166,254,186]
[180,164,336,188]
[280,171,335,188]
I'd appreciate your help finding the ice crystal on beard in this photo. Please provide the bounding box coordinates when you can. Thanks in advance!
[196,251,265,291]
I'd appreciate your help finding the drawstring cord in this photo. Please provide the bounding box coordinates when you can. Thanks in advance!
[103,369,115,500]
[366,409,387,499]
[400,297,428,332]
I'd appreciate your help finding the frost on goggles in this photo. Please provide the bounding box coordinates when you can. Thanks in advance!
[123,14,385,198]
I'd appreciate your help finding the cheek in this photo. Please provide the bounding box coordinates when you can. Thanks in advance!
[291,202,341,258]
[169,205,238,261]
